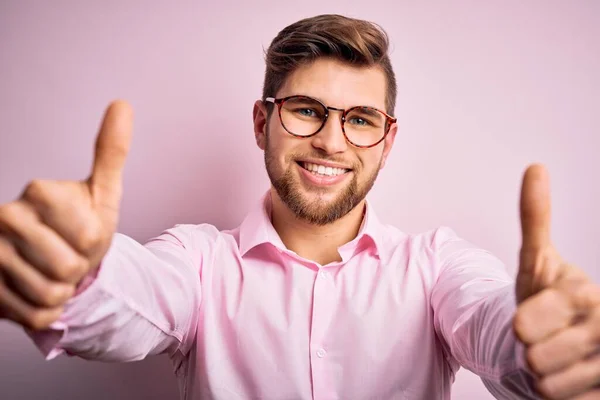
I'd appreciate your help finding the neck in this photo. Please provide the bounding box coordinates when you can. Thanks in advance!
[269,188,366,265]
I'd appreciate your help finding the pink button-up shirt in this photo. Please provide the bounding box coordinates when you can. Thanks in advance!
[31,193,538,399]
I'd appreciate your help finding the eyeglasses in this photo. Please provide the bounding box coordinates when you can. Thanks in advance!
[265,95,397,148]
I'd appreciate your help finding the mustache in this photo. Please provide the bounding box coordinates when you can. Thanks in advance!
[289,152,357,167]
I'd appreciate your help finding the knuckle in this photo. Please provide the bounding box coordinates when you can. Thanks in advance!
[513,309,534,342]
[590,283,600,298]
[56,259,88,282]
[40,284,72,307]
[0,238,15,266]
[0,201,37,230]
[578,366,599,393]
[0,202,18,223]
[541,287,562,305]
[525,347,543,375]
[76,223,104,251]
[579,330,596,357]
[536,289,567,316]
[593,311,600,342]
[25,309,56,331]
[580,282,600,304]
[22,179,48,203]
[564,279,589,299]
[536,379,558,400]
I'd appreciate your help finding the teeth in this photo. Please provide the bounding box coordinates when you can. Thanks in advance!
[302,162,348,176]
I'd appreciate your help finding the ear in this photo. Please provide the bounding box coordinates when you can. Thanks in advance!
[253,100,268,150]
[379,122,398,170]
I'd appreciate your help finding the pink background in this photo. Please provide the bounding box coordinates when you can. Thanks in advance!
[1,1,598,399]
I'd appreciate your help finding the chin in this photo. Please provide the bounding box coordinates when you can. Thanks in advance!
[267,157,369,225]
[299,186,341,203]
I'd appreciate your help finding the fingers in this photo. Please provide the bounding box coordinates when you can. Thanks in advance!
[520,163,552,253]
[536,352,600,400]
[88,100,133,220]
[0,273,64,331]
[0,101,131,332]
[515,288,574,345]
[0,201,90,284]
[0,237,74,307]
[570,389,600,400]
[22,179,106,259]
[527,308,600,376]
[515,276,600,399]
[515,277,600,345]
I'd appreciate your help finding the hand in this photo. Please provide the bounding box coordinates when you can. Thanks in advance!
[0,101,133,330]
[514,164,600,399]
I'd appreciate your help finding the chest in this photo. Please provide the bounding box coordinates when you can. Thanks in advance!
[192,250,446,399]
[202,251,438,365]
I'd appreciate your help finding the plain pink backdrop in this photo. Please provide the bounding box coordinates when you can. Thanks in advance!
[1,1,598,399]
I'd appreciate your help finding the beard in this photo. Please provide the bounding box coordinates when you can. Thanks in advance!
[264,129,381,225]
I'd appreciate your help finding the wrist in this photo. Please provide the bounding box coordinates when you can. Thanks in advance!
[74,263,101,296]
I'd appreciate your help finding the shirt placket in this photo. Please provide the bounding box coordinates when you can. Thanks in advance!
[309,267,339,400]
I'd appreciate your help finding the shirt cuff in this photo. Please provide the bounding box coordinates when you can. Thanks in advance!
[74,262,101,296]
[26,262,105,360]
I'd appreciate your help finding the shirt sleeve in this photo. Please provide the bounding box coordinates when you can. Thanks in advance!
[430,227,540,399]
[26,224,212,363]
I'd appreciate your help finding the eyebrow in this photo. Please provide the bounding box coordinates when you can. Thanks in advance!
[351,107,381,118]
[293,94,385,113]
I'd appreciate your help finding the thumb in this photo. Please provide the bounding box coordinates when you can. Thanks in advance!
[517,163,554,302]
[88,100,133,217]
[520,163,552,254]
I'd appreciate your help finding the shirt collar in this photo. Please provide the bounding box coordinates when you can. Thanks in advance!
[238,191,385,261]
[238,192,287,256]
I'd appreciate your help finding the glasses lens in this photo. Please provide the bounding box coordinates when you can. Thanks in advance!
[280,96,327,137]
[344,107,387,147]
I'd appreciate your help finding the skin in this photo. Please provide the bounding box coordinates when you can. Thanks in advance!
[514,165,600,400]
[0,101,132,329]
[0,57,599,400]
[252,58,397,265]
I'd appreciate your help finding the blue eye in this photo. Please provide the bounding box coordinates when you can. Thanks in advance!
[348,117,370,126]
[297,108,318,117]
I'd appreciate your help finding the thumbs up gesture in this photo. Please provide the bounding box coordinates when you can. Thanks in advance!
[514,164,600,399]
[0,101,133,330]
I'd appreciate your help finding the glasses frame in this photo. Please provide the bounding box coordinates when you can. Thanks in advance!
[265,95,397,149]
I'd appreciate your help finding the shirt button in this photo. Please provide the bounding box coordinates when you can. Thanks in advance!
[318,270,329,279]
[316,348,327,358]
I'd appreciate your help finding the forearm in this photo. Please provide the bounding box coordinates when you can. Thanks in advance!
[447,284,539,398]
[28,232,201,362]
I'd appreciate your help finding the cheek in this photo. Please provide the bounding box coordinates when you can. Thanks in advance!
[271,130,307,161]
[267,129,296,165]
[356,149,383,172]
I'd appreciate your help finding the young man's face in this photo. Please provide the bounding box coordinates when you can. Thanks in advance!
[253,58,397,225]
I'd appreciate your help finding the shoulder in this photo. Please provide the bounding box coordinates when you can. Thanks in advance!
[378,224,466,255]
[378,224,502,270]
[144,223,234,255]
[142,223,241,272]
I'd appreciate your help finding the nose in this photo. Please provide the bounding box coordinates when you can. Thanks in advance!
[310,110,348,155]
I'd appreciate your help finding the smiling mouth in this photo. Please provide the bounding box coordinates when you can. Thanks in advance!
[297,161,351,177]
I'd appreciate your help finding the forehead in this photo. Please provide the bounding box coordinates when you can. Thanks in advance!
[276,58,387,110]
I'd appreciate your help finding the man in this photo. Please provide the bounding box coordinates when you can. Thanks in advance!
[0,14,599,400]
